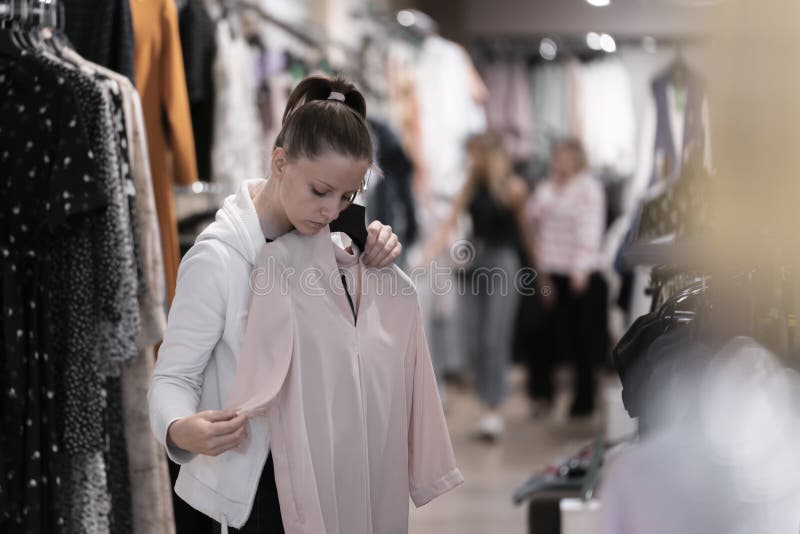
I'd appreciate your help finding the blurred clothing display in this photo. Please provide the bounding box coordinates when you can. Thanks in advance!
[131,0,199,303]
[415,35,487,200]
[529,62,572,160]
[211,19,265,194]
[63,0,136,82]
[577,58,636,176]
[179,0,217,180]
[367,118,418,247]
[483,60,537,164]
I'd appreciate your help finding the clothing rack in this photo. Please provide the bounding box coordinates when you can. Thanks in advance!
[220,0,356,59]
[0,0,62,28]
[351,6,438,41]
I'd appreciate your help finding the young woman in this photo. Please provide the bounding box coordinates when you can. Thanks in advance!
[421,132,538,440]
[148,76,426,533]
[526,138,608,418]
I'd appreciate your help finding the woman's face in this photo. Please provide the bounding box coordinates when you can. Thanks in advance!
[273,149,370,236]
[551,146,580,181]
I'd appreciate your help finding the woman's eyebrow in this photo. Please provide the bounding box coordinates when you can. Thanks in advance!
[314,178,334,190]
[315,178,356,195]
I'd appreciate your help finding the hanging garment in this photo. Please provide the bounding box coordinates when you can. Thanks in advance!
[577,58,636,176]
[211,20,265,194]
[121,348,177,534]
[179,0,217,180]
[207,226,462,532]
[482,60,536,163]
[149,179,461,532]
[530,62,569,161]
[60,48,174,534]
[63,48,168,346]
[63,0,136,82]
[131,0,199,304]
[415,35,486,199]
[0,49,110,534]
[366,118,417,247]
[648,64,707,187]
[38,50,141,534]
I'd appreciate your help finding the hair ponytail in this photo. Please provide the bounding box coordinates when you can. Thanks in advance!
[274,75,372,163]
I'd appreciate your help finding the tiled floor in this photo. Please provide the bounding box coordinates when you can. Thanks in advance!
[408,367,605,534]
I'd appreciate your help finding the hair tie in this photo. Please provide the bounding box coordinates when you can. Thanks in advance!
[328,91,346,102]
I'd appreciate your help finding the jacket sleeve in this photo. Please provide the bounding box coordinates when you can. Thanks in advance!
[160,0,198,186]
[148,240,227,464]
[225,247,294,416]
[408,304,464,506]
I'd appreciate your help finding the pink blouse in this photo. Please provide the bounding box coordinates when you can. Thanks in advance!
[226,226,463,533]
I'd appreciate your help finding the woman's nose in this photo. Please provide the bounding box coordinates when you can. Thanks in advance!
[320,199,340,222]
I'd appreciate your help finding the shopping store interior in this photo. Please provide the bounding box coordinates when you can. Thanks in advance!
[4,0,800,533]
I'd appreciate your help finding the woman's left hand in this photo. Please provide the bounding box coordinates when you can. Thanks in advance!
[363,221,402,268]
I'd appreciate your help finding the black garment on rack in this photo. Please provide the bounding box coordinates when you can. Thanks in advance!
[1,49,110,533]
[366,118,417,247]
[179,0,217,180]
[63,0,136,82]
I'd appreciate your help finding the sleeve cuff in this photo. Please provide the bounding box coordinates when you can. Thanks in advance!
[164,417,198,465]
[411,468,464,507]
[149,390,198,465]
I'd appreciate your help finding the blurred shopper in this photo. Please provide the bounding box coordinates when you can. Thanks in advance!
[422,132,537,440]
[526,138,608,417]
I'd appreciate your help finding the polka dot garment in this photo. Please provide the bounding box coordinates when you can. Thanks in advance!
[0,50,106,534]
[35,51,138,534]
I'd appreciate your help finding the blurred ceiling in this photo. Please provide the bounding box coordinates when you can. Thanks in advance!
[392,0,717,43]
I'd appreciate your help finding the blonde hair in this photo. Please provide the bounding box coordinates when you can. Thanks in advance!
[465,132,513,205]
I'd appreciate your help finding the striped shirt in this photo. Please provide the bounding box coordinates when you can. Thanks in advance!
[526,172,606,275]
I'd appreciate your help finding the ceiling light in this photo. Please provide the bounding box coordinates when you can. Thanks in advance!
[600,33,617,53]
[586,0,611,6]
[586,32,602,50]
[539,38,558,61]
[396,10,416,27]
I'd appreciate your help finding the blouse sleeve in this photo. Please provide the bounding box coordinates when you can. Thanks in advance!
[408,304,464,506]
[224,246,295,417]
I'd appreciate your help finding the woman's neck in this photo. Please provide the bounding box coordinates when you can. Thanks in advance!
[252,178,293,240]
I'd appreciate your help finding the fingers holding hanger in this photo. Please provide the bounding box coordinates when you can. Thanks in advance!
[364,221,401,268]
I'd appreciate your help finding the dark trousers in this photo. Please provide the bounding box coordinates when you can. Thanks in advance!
[213,454,284,534]
[527,273,608,414]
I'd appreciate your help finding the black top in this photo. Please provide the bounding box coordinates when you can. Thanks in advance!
[468,183,519,246]
[63,0,136,83]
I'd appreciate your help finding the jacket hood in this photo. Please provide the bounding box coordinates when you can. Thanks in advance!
[196,180,266,265]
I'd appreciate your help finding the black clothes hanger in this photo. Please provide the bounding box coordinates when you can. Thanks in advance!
[329,203,368,252]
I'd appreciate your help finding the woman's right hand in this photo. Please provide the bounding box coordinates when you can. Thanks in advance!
[167,410,249,457]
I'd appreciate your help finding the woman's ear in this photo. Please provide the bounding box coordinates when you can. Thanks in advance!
[271,147,289,180]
